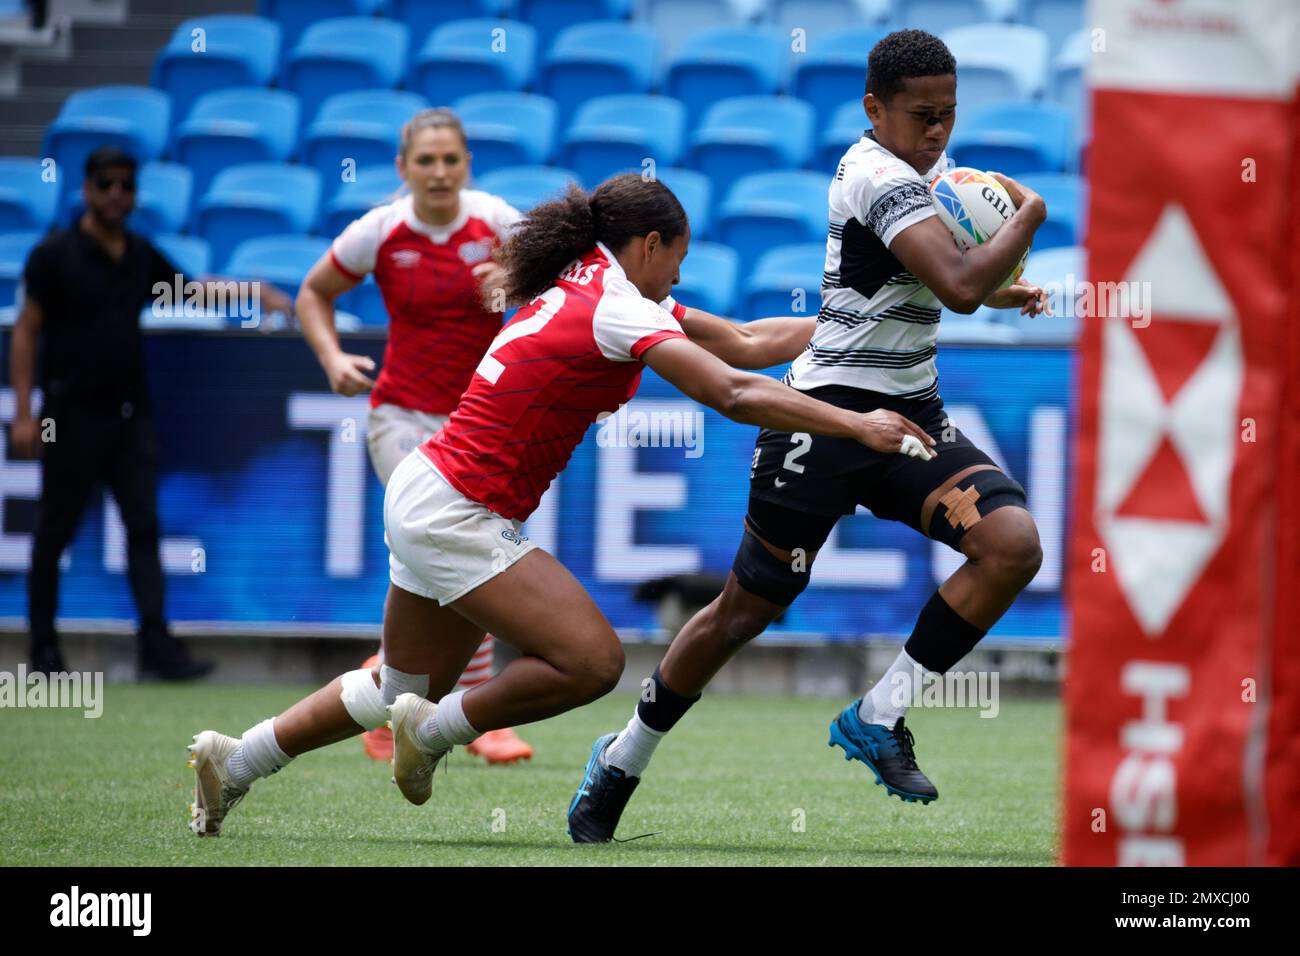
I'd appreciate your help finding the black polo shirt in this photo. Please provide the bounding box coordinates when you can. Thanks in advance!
[22,225,183,410]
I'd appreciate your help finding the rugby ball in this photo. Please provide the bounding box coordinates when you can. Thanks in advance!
[927,167,1027,289]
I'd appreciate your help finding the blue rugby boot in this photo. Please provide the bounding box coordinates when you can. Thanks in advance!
[567,733,640,843]
[828,702,938,804]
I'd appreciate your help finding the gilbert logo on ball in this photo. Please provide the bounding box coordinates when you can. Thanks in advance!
[928,167,1027,289]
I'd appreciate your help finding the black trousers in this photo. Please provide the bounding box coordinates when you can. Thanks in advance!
[28,399,167,652]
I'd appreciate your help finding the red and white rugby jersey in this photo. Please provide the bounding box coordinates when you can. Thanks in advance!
[330,189,521,414]
[422,241,689,521]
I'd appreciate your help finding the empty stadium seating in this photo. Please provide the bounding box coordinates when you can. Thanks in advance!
[665,26,789,130]
[153,16,282,129]
[455,92,558,174]
[690,96,814,199]
[674,239,739,316]
[174,88,300,207]
[0,230,41,309]
[282,18,409,133]
[539,22,660,121]
[742,243,826,321]
[192,163,321,268]
[716,170,827,273]
[301,90,429,199]
[0,157,55,232]
[561,94,686,187]
[11,0,1091,345]
[408,19,537,104]
[153,232,212,279]
[224,233,331,296]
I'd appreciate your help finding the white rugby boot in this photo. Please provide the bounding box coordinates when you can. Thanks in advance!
[389,693,450,806]
[187,731,249,837]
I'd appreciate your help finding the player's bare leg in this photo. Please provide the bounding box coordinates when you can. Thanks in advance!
[447,549,625,730]
[186,584,484,831]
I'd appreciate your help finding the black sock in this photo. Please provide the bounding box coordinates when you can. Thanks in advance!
[636,667,701,733]
[903,590,987,673]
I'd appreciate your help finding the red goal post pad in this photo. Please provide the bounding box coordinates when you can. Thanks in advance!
[1063,0,1300,866]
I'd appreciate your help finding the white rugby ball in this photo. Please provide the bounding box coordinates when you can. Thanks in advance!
[927,167,1027,289]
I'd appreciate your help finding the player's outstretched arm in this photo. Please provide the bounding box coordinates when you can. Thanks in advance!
[891,173,1046,314]
[297,253,376,396]
[676,307,815,369]
[643,337,935,458]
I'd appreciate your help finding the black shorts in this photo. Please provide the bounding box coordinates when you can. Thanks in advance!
[748,384,998,543]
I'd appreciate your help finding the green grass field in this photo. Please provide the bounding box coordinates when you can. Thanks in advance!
[0,685,1060,866]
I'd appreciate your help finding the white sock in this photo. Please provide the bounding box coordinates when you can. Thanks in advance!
[227,718,291,789]
[859,649,925,729]
[417,689,479,752]
[379,665,429,707]
[602,711,664,778]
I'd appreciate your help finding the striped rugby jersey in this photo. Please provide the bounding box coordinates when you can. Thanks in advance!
[785,132,952,400]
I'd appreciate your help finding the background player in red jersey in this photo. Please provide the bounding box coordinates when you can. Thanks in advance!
[296,107,532,765]
[186,174,937,835]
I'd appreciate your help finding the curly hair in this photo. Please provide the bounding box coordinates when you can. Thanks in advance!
[866,29,957,102]
[499,174,687,306]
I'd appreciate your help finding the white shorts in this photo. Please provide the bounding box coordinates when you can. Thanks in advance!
[384,450,538,606]
[367,402,450,486]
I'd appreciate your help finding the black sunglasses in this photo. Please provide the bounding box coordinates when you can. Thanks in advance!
[93,176,136,192]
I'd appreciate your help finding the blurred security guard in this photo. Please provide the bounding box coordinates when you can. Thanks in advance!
[9,146,216,679]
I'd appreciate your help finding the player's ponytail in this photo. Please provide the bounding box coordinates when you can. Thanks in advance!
[501,173,688,306]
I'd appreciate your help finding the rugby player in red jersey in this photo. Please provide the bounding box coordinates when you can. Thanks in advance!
[186,174,937,835]
[297,107,532,765]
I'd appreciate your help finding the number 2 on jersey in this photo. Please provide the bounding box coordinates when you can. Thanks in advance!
[475,287,567,385]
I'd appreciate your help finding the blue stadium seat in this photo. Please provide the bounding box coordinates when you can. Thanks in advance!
[665,27,789,131]
[0,231,41,309]
[1052,27,1089,129]
[1021,0,1085,54]
[224,234,331,297]
[475,165,580,211]
[1018,172,1084,250]
[1005,244,1083,342]
[942,23,1050,110]
[152,15,281,129]
[301,90,429,201]
[257,0,383,56]
[896,0,1008,33]
[742,243,825,322]
[673,240,738,317]
[193,163,322,270]
[654,167,712,240]
[716,170,827,274]
[689,96,814,201]
[388,0,511,50]
[43,86,170,217]
[320,163,403,236]
[408,19,537,105]
[562,94,685,188]
[515,0,635,54]
[455,92,558,175]
[767,1,888,48]
[946,100,1075,175]
[174,88,299,209]
[0,157,56,232]
[792,26,890,133]
[127,162,193,238]
[282,18,409,136]
[636,0,761,64]
[539,22,660,124]
[341,275,389,326]
[152,233,212,279]
[818,99,868,171]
